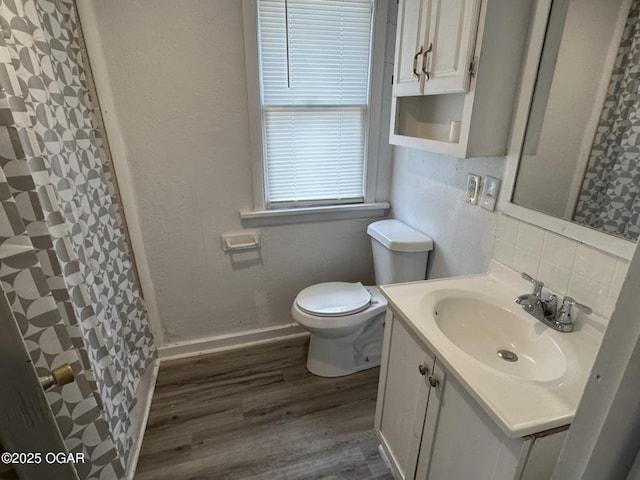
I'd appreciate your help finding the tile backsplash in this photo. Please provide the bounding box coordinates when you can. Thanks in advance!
[493,214,630,320]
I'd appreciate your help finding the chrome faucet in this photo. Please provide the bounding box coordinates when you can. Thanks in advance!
[515,272,591,333]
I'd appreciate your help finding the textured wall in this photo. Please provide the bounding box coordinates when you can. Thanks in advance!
[84,0,387,345]
[390,147,504,279]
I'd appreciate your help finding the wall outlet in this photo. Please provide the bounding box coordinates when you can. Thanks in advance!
[480,176,501,211]
[466,174,481,205]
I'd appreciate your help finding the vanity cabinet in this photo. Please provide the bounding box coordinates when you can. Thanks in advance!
[375,310,568,479]
[390,0,533,157]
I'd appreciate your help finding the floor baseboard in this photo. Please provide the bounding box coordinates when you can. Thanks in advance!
[158,323,308,362]
[126,359,160,480]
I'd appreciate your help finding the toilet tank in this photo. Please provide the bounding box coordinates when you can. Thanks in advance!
[367,219,434,285]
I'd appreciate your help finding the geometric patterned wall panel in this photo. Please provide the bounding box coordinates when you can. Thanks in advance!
[0,0,157,477]
[0,138,121,479]
[574,0,640,241]
[0,85,122,480]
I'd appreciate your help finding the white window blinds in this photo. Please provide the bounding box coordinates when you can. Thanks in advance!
[257,0,373,207]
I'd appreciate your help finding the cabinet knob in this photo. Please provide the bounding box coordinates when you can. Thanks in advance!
[428,375,439,388]
[418,364,428,376]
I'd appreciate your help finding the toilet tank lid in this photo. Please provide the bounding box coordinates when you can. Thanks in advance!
[367,219,434,253]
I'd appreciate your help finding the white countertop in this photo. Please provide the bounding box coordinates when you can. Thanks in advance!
[379,261,604,438]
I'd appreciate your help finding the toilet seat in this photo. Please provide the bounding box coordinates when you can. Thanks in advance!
[295,282,372,317]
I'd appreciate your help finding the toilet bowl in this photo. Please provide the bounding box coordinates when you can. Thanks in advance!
[292,219,434,377]
[292,282,388,377]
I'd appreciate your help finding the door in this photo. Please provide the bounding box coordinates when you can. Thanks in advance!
[414,360,525,479]
[375,312,436,479]
[0,289,79,480]
[422,0,481,94]
[393,0,431,96]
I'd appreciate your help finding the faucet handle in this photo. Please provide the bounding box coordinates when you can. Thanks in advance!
[521,272,544,297]
[556,296,592,325]
[562,297,592,314]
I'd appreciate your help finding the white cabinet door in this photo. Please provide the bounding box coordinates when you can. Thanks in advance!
[375,312,435,480]
[393,0,480,97]
[422,0,481,94]
[393,0,429,96]
[415,360,525,480]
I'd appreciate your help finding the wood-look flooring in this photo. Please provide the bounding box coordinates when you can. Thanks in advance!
[135,336,393,480]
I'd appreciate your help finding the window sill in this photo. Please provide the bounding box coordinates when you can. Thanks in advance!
[240,202,390,227]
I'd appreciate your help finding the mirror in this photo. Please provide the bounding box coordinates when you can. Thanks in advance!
[512,0,639,242]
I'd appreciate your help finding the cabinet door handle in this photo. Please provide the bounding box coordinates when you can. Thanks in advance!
[418,364,429,376]
[428,374,439,388]
[422,43,433,80]
[412,46,424,78]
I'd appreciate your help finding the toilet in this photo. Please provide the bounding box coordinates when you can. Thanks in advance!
[292,219,434,377]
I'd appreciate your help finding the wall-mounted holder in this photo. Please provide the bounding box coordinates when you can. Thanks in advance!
[221,232,261,252]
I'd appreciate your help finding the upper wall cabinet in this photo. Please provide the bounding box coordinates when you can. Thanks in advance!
[390,0,534,158]
[393,0,480,97]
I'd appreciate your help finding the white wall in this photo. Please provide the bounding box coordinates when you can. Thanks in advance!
[82,0,389,346]
[391,147,504,279]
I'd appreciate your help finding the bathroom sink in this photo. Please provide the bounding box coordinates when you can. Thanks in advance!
[429,291,567,382]
[379,262,603,437]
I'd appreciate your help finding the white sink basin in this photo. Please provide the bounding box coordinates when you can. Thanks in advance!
[429,291,567,382]
[379,261,604,437]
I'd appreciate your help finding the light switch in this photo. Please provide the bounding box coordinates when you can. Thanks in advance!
[466,174,481,205]
[480,176,501,211]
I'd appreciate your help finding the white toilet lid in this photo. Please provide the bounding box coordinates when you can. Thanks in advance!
[296,282,372,317]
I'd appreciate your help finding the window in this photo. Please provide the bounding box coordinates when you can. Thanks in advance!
[246,0,386,213]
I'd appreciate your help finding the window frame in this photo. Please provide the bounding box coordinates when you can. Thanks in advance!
[241,0,390,225]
